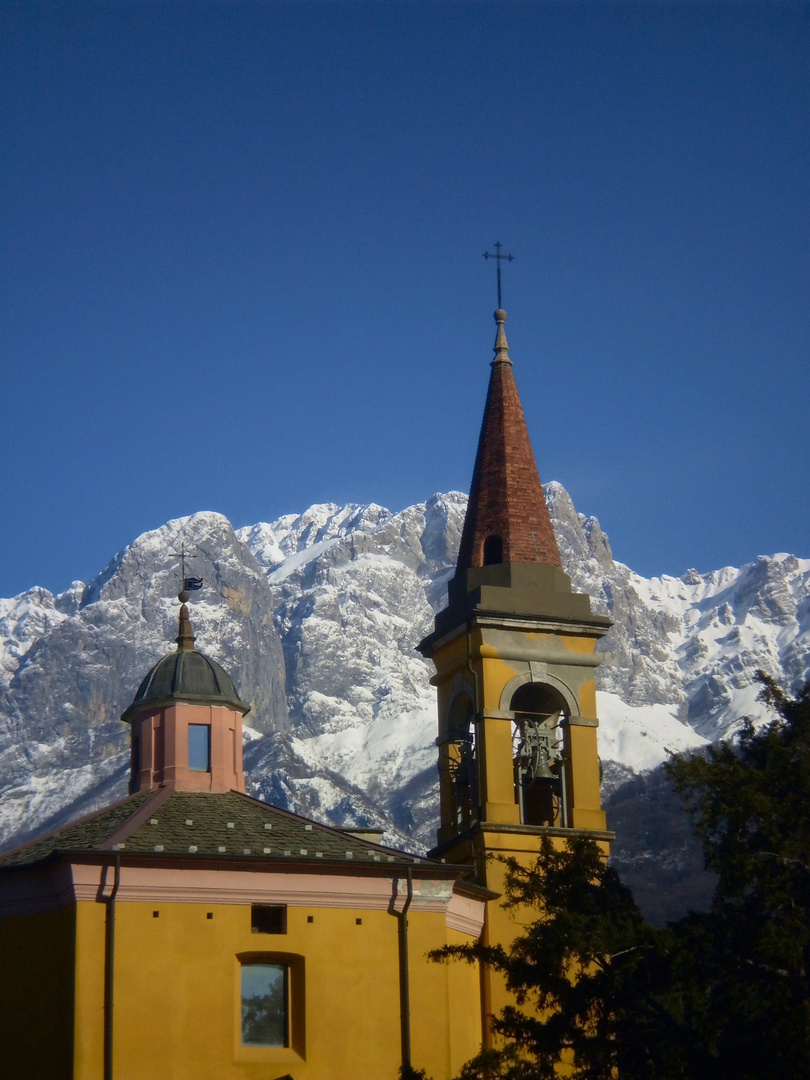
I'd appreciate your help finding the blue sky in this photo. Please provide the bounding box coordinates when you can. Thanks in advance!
[2,1,808,597]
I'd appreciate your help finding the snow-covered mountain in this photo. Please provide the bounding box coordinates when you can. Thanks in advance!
[543,483,810,741]
[1,487,807,918]
[0,513,288,845]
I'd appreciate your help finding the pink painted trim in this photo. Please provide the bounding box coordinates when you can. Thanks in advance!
[71,865,451,910]
[0,862,479,928]
[447,891,486,937]
[0,861,485,938]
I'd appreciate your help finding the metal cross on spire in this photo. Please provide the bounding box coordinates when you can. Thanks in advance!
[483,242,514,309]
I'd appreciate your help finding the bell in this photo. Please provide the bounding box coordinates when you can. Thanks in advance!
[532,758,557,782]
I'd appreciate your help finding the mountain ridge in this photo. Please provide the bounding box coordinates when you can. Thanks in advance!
[1,487,807,921]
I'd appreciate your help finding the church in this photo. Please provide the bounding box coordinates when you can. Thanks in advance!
[0,302,613,1080]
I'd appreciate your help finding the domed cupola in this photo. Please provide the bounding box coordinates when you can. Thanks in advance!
[123,615,247,720]
[122,592,250,795]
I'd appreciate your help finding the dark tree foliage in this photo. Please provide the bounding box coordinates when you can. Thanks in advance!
[241,979,286,1046]
[432,838,708,1080]
[665,673,810,1080]
[429,676,810,1080]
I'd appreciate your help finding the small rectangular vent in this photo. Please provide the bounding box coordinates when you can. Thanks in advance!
[251,904,287,935]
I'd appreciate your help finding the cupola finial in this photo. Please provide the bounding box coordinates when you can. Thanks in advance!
[176,590,195,651]
[168,540,203,651]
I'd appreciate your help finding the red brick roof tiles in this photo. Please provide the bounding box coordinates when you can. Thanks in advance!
[456,311,562,572]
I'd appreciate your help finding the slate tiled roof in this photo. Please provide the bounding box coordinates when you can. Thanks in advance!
[0,788,439,872]
[0,789,156,868]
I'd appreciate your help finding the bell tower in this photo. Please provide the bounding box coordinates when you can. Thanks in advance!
[418,304,613,1026]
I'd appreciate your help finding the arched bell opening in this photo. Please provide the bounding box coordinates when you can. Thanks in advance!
[483,535,503,565]
[510,682,569,828]
[441,691,478,831]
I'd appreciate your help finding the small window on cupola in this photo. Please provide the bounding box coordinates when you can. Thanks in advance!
[483,535,503,565]
[188,724,211,772]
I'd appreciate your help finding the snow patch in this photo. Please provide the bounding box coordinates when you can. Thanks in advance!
[291,706,437,793]
[596,692,708,772]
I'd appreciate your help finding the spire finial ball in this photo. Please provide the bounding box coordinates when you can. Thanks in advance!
[494,308,507,323]
[178,590,190,604]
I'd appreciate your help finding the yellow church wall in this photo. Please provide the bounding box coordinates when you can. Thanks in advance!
[577,677,597,720]
[430,634,471,699]
[566,725,607,831]
[407,913,484,1078]
[475,830,610,1036]
[441,924,486,1075]
[66,894,482,1080]
[479,654,520,712]
[73,899,107,1079]
[479,867,527,1040]
[559,633,597,655]
[0,906,76,1080]
[478,715,520,822]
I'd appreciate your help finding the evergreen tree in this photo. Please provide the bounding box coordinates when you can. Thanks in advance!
[433,837,708,1079]
[432,676,810,1080]
[665,673,810,1079]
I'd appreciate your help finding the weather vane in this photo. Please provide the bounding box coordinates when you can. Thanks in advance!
[168,542,203,596]
[483,241,514,309]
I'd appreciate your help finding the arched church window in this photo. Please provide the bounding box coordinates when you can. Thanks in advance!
[237,951,305,1055]
[483,535,503,565]
[510,682,568,827]
[241,962,288,1047]
[445,692,478,829]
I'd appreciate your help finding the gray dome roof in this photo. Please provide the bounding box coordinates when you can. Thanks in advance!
[122,647,249,723]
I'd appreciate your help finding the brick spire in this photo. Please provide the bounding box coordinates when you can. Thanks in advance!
[456,309,562,572]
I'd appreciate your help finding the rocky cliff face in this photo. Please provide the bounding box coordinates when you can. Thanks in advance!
[1,487,807,922]
[237,493,466,841]
[0,512,287,845]
[545,483,810,742]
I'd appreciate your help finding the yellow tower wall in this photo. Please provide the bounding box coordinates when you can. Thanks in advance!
[430,622,610,850]
[425,615,613,1044]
